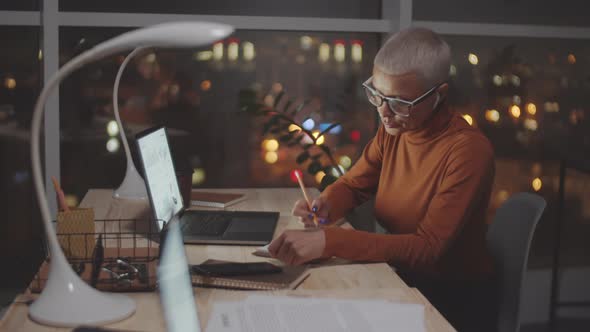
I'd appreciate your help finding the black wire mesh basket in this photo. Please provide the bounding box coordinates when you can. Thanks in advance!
[30,217,164,293]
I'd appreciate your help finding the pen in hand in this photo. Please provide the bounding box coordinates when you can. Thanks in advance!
[294,170,318,227]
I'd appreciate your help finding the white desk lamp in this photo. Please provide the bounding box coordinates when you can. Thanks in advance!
[112,47,149,200]
[29,21,233,326]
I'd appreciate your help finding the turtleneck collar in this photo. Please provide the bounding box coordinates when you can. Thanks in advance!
[402,101,454,145]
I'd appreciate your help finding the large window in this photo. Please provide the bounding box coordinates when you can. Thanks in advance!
[58,27,380,202]
[1,1,590,326]
[0,24,43,306]
[443,35,590,268]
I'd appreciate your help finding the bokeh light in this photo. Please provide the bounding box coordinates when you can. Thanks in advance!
[492,75,502,86]
[302,118,315,130]
[485,109,500,123]
[107,120,119,137]
[200,80,212,91]
[312,131,325,145]
[318,43,330,63]
[350,130,361,142]
[526,103,537,115]
[468,53,479,65]
[524,119,538,131]
[339,155,352,169]
[262,139,279,152]
[213,42,223,61]
[315,171,326,184]
[532,178,542,191]
[192,168,206,185]
[462,114,474,126]
[265,151,278,164]
[4,77,16,89]
[106,138,120,153]
[242,41,255,61]
[300,36,312,50]
[510,105,521,118]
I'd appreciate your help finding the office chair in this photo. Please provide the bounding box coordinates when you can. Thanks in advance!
[487,192,546,332]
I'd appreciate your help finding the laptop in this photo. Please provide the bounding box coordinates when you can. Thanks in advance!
[136,126,279,245]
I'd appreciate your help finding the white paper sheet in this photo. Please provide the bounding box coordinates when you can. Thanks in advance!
[252,243,271,257]
[206,295,425,332]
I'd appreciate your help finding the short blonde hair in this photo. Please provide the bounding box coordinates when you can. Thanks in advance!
[374,27,451,87]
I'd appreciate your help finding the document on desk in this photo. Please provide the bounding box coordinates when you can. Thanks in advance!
[206,295,426,332]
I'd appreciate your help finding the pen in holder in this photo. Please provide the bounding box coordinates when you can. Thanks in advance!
[56,208,95,259]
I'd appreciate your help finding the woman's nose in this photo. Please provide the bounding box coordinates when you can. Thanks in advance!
[377,103,394,117]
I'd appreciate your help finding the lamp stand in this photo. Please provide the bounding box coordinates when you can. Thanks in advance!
[113,47,148,200]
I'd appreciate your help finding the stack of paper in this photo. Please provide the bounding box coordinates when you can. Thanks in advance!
[206,295,426,332]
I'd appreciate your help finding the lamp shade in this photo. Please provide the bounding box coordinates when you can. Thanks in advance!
[29,21,233,326]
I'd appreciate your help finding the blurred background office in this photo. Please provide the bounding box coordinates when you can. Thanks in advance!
[0,1,589,331]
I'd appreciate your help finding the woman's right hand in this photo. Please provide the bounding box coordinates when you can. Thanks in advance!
[291,196,330,228]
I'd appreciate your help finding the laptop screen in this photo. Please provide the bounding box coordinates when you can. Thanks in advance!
[137,127,183,230]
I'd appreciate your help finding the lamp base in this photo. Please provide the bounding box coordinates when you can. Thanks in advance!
[113,164,147,200]
[29,256,135,327]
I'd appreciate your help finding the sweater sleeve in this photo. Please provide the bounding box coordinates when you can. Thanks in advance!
[320,125,385,221]
[322,137,495,269]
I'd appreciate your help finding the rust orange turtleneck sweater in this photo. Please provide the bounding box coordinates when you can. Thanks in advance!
[321,104,495,280]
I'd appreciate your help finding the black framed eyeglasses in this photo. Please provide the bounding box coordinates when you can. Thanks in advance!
[362,77,443,117]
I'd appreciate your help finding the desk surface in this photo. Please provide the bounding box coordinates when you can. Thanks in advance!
[0,188,455,332]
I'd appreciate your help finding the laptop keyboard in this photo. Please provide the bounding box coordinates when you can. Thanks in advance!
[180,213,232,236]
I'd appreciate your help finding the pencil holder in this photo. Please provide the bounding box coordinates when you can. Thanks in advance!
[56,208,95,259]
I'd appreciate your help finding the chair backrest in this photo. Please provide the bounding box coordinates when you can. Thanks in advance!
[487,192,546,332]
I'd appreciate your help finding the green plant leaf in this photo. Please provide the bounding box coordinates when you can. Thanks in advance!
[318,123,341,137]
[262,115,281,135]
[291,99,310,116]
[287,135,304,146]
[283,99,293,113]
[320,174,338,190]
[319,144,331,155]
[280,123,291,130]
[296,151,309,164]
[307,161,322,175]
[273,91,285,108]
[262,123,273,135]
[279,133,293,142]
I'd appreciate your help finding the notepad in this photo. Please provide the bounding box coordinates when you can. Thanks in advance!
[206,295,426,332]
[190,191,246,208]
[191,259,309,290]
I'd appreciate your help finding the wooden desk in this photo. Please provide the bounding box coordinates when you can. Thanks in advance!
[0,188,455,332]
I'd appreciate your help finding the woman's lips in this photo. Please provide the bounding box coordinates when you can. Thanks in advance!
[383,119,404,128]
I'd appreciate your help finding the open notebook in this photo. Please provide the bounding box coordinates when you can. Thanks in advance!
[192,259,310,290]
